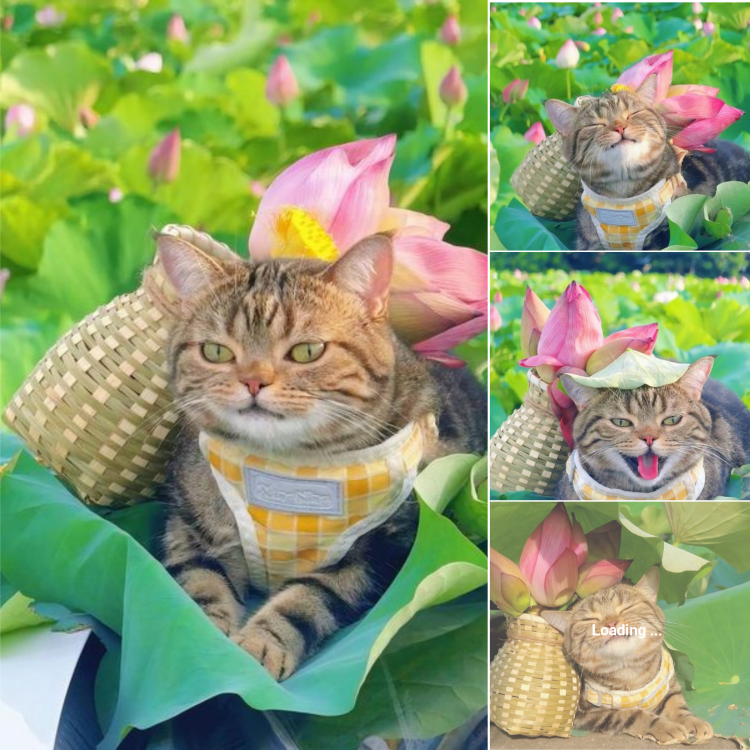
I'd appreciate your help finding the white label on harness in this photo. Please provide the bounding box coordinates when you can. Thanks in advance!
[596,207,637,226]
[244,467,344,516]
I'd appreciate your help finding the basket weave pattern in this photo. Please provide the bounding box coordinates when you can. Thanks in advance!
[490,613,580,738]
[510,132,582,222]
[489,371,570,497]
[2,225,235,508]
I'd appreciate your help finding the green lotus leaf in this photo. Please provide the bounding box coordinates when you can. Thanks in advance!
[565,350,689,390]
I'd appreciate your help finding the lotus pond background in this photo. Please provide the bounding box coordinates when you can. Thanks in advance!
[490,252,750,499]
[491,501,750,742]
[490,2,750,250]
[0,1,489,747]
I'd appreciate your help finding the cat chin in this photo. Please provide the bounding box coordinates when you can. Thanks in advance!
[599,139,661,180]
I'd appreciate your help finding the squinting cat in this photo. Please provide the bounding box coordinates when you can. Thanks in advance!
[545,74,750,251]
[154,232,486,680]
[542,568,713,745]
[556,357,750,500]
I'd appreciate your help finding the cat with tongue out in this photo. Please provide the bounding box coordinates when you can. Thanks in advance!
[554,357,750,500]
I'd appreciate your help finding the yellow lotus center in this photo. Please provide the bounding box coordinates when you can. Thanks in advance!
[610,83,632,94]
[272,207,339,261]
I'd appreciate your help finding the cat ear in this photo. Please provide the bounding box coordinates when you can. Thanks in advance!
[325,233,393,320]
[634,566,660,603]
[544,99,578,136]
[156,232,241,299]
[635,74,658,107]
[559,374,598,409]
[677,356,714,400]
[541,610,572,634]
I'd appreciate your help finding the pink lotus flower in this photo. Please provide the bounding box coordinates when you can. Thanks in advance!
[741,276,750,289]
[248,136,486,365]
[527,16,542,30]
[520,287,550,358]
[135,52,163,73]
[585,521,622,561]
[520,281,603,383]
[574,40,591,51]
[494,291,503,303]
[490,549,531,618]
[108,187,123,203]
[524,122,546,145]
[520,504,587,608]
[502,78,529,104]
[167,14,189,42]
[675,103,743,151]
[585,323,658,374]
[624,25,634,33]
[593,11,603,24]
[4,104,35,136]
[592,27,607,35]
[616,51,674,103]
[35,5,64,26]
[577,559,632,598]
[0,269,10,300]
[439,66,467,106]
[490,306,502,332]
[441,15,461,45]
[611,7,624,21]
[703,20,715,35]
[266,56,300,107]
[148,128,181,183]
[693,2,703,12]
[519,8,526,16]
[556,39,580,69]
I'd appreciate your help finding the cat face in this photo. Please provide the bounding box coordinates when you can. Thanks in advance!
[545,75,668,185]
[159,234,397,452]
[561,358,714,491]
[543,568,664,669]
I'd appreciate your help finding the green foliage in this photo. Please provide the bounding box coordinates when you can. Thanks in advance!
[490,2,750,250]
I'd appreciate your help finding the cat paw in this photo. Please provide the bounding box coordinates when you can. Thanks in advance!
[679,715,714,742]
[232,621,300,681]
[644,719,691,745]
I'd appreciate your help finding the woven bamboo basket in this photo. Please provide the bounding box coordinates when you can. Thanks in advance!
[490,612,579,738]
[489,370,570,497]
[510,132,581,222]
[2,225,238,508]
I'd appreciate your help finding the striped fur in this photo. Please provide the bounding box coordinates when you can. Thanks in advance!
[545,76,750,251]
[542,569,713,745]
[556,358,750,500]
[157,234,486,679]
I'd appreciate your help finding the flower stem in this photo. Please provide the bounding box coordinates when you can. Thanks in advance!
[279,105,288,156]
[566,69,572,101]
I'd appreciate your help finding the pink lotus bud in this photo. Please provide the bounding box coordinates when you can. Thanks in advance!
[585,521,621,561]
[135,52,163,73]
[35,6,64,26]
[741,276,750,289]
[585,323,658,375]
[4,104,36,136]
[0,269,10,300]
[576,559,632,598]
[703,20,715,35]
[574,40,591,51]
[520,504,587,608]
[520,287,550,358]
[502,78,529,104]
[79,107,99,128]
[108,187,123,203]
[441,15,461,45]
[672,102,743,151]
[167,14,189,42]
[593,11,603,24]
[692,2,703,12]
[592,27,607,35]
[632,281,640,292]
[266,56,300,106]
[519,8,526,16]
[524,122,546,146]
[693,18,703,30]
[490,306,502,332]
[556,39,580,69]
[439,66,467,106]
[616,51,673,104]
[490,549,531,618]
[624,25,634,33]
[148,128,181,183]
[3,14,14,30]
[611,7,624,21]
[494,291,503,303]
[249,180,266,197]
[520,281,603,383]
[527,17,542,30]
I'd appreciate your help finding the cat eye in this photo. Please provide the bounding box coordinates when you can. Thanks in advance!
[610,418,633,427]
[662,415,682,426]
[289,342,325,363]
[201,342,235,364]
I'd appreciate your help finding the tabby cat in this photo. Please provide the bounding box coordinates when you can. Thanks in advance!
[556,357,750,500]
[155,232,486,680]
[545,74,750,250]
[542,568,713,745]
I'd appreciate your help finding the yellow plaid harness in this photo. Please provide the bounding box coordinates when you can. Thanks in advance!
[567,450,705,502]
[581,174,686,251]
[199,423,424,592]
[584,650,674,710]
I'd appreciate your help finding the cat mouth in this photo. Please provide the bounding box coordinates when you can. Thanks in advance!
[237,404,283,419]
[622,453,660,481]
[610,138,637,149]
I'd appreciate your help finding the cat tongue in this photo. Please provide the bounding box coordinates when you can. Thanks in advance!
[637,453,659,480]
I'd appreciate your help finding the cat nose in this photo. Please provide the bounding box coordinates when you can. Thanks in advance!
[241,377,267,396]
[606,620,619,629]
[642,435,655,446]
[614,125,624,136]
